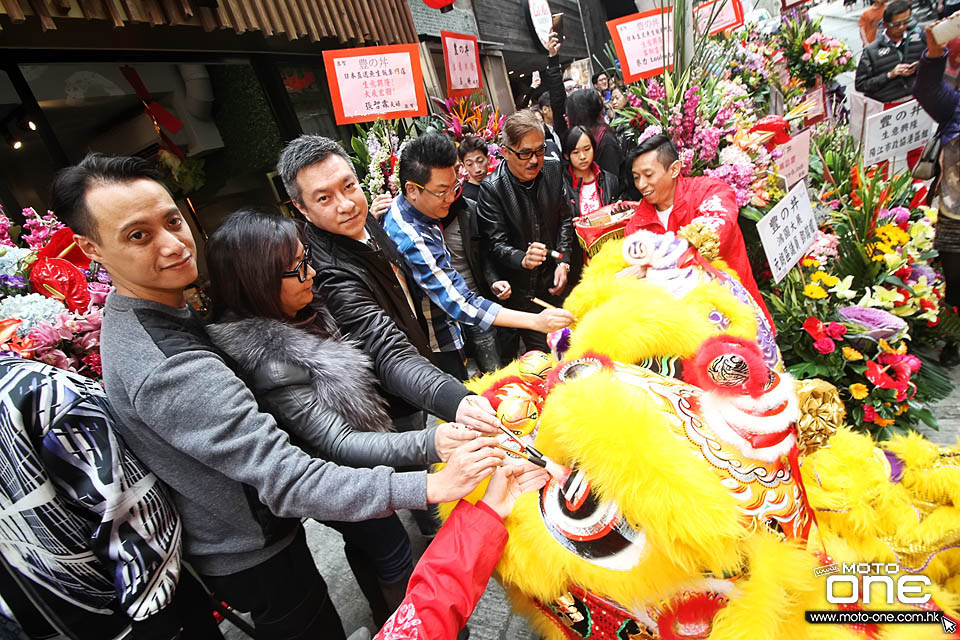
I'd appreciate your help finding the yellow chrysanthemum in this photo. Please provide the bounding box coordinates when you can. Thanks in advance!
[875,224,910,247]
[811,271,841,287]
[895,404,909,416]
[801,257,820,268]
[842,346,863,361]
[849,383,869,400]
[803,284,828,299]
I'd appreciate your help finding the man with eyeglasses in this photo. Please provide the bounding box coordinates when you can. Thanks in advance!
[855,0,924,103]
[383,132,574,379]
[477,110,577,358]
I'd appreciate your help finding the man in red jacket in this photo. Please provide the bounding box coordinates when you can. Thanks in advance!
[623,134,773,329]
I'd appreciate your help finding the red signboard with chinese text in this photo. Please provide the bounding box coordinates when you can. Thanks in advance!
[694,0,744,36]
[441,30,483,97]
[607,9,675,84]
[322,44,427,125]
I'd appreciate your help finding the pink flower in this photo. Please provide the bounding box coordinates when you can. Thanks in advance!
[38,348,74,371]
[75,329,100,352]
[863,405,878,422]
[826,322,847,340]
[87,282,111,308]
[802,53,811,61]
[813,337,836,354]
[26,322,61,350]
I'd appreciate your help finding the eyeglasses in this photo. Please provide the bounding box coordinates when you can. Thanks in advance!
[887,18,910,27]
[506,144,548,160]
[282,247,311,283]
[408,179,463,200]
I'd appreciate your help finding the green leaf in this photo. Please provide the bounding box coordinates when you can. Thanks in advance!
[911,407,939,430]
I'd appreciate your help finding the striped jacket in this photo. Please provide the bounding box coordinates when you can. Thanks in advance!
[0,357,181,635]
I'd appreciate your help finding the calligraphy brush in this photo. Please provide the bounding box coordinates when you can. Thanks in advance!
[495,422,569,481]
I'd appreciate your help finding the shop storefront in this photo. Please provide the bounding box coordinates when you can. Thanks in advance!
[0,0,417,246]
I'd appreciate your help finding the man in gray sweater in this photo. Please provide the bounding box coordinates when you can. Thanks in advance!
[49,153,505,640]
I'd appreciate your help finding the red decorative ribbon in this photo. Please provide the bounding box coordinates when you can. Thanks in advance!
[788,446,819,542]
[119,65,185,159]
[726,420,794,449]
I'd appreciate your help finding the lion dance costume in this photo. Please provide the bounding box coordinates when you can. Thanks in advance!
[440,225,960,640]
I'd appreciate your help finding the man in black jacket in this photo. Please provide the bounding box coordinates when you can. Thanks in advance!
[477,110,577,357]
[855,0,925,103]
[277,135,500,434]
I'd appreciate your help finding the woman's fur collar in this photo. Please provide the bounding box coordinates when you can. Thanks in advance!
[207,316,392,433]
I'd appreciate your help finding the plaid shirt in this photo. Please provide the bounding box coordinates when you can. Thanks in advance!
[384,195,501,353]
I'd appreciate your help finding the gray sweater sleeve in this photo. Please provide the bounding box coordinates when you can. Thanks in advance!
[130,349,428,519]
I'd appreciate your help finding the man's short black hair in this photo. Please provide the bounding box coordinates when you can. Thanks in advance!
[537,92,552,109]
[592,71,608,85]
[50,153,162,242]
[884,0,910,22]
[398,132,458,191]
[626,134,680,170]
[458,136,489,161]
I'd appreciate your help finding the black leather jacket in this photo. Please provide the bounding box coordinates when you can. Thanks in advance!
[476,159,576,303]
[207,317,440,468]
[305,219,469,421]
[855,26,924,103]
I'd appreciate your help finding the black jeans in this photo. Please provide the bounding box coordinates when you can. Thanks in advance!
[325,515,413,583]
[203,526,345,640]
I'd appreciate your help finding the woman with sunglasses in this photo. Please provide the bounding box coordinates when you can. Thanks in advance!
[561,125,621,219]
[204,209,487,628]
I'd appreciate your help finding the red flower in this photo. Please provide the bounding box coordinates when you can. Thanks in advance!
[865,360,894,388]
[895,266,912,281]
[28,257,91,313]
[927,318,941,327]
[919,298,936,311]
[803,317,826,340]
[825,322,847,340]
[863,405,878,422]
[813,337,836,354]
[893,287,911,307]
[910,186,927,209]
[36,227,89,271]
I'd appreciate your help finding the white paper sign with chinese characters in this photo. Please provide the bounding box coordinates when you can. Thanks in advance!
[757,181,818,283]
[323,44,427,125]
[862,99,936,166]
[441,30,482,97]
[607,9,675,83]
[776,128,811,187]
[694,0,744,36]
[528,0,553,49]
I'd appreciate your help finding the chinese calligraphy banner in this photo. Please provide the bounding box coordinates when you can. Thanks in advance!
[776,128,811,187]
[323,44,427,125]
[693,0,744,36]
[758,181,818,283]
[441,30,482,97]
[862,99,936,167]
[607,9,674,83]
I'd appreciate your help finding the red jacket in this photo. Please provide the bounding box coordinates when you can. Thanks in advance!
[375,500,507,640]
[624,175,773,330]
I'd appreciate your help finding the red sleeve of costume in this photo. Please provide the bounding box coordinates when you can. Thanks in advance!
[693,179,774,331]
[375,500,508,640]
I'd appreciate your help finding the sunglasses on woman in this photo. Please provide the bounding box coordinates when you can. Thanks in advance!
[282,247,311,283]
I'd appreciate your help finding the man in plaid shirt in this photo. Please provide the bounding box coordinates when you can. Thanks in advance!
[384,133,573,379]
